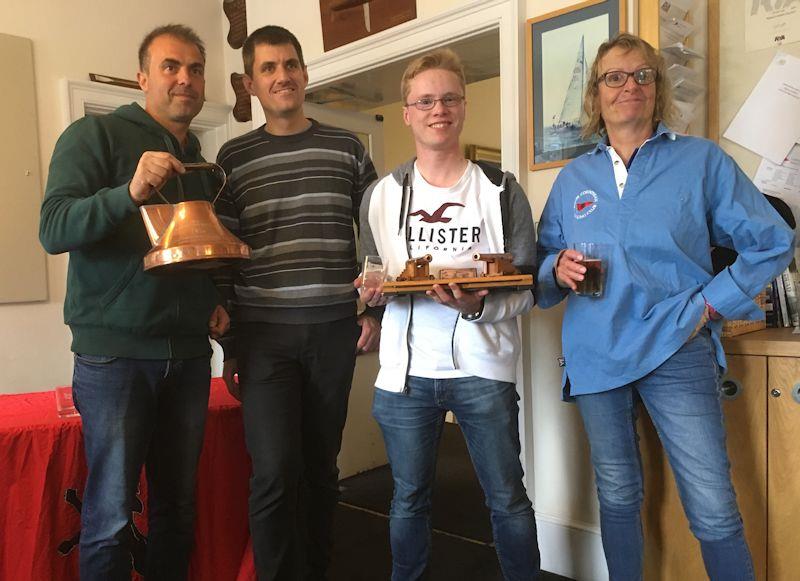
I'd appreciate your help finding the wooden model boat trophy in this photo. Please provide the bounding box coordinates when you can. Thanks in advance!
[381,252,533,295]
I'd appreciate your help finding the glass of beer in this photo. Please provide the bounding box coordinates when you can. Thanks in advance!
[571,242,608,298]
[361,255,387,289]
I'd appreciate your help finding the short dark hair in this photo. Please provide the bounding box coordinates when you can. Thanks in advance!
[242,25,305,77]
[138,24,206,72]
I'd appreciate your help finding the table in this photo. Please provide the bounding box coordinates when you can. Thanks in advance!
[0,379,256,580]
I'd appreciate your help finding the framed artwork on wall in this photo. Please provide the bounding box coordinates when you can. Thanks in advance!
[526,0,626,171]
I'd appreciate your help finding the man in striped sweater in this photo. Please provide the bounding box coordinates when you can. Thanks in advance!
[214,25,379,581]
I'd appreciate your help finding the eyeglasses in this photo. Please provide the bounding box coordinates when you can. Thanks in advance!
[404,94,465,111]
[598,67,657,88]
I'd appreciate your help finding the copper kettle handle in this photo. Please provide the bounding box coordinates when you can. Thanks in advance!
[151,162,228,205]
[183,162,218,172]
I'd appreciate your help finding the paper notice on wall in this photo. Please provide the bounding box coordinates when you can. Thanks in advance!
[724,52,800,164]
[746,0,800,52]
[753,143,800,228]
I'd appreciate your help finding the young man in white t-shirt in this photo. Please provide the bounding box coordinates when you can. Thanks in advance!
[358,49,541,580]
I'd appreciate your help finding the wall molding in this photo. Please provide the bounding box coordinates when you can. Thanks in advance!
[537,512,608,581]
[61,79,233,159]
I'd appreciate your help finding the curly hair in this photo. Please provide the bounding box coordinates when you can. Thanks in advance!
[581,33,675,139]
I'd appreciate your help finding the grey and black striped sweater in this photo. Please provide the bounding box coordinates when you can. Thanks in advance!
[214,119,377,332]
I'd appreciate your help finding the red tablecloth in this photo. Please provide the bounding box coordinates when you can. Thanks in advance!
[0,378,255,580]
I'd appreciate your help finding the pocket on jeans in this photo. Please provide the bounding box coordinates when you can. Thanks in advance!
[75,353,118,366]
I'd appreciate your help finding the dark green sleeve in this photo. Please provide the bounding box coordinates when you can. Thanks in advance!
[39,117,139,255]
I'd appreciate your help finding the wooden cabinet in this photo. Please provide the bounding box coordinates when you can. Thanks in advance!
[639,328,800,580]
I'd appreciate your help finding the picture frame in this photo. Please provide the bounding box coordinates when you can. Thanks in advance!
[465,144,501,168]
[526,0,626,171]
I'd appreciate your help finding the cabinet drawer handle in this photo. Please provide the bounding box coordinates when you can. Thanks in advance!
[771,388,782,398]
[793,384,800,405]
[721,378,741,400]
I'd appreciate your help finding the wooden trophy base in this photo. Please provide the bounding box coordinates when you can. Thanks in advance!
[381,274,534,295]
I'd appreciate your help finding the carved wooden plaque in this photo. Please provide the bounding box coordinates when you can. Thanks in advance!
[230,73,252,123]
[223,0,248,50]
[319,0,416,52]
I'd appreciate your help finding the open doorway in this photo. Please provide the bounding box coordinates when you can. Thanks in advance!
[305,29,500,178]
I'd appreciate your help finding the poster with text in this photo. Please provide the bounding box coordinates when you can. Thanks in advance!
[746,0,800,52]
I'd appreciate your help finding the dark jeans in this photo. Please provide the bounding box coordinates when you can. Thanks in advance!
[238,318,360,581]
[373,376,540,581]
[576,331,754,581]
[71,354,211,581]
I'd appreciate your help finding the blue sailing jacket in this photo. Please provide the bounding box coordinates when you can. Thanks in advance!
[536,124,795,397]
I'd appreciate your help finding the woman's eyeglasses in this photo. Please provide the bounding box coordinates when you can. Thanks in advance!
[598,67,657,88]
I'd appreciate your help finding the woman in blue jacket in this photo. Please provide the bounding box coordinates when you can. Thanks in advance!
[536,33,794,580]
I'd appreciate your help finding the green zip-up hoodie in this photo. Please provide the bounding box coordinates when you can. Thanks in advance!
[40,103,221,359]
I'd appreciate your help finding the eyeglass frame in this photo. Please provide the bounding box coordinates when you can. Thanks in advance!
[597,67,658,88]
[403,94,466,111]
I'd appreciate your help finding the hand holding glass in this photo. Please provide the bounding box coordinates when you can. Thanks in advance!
[571,242,608,297]
[361,255,387,289]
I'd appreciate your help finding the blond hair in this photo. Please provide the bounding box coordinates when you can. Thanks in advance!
[581,33,675,139]
[400,48,466,103]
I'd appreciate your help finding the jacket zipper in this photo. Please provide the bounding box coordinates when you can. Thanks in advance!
[450,315,460,370]
[402,295,414,393]
[163,134,185,361]
[401,169,414,393]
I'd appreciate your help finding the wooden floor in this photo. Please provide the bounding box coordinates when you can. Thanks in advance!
[329,423,572,580]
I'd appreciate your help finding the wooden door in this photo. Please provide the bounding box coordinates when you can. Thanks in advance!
[767,356,800,579]
[640,354,767,580]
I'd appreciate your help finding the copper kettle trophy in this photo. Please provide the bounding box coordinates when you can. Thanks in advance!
[140,162,250,272]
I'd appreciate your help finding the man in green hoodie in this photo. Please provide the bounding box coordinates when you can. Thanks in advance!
[39,25,228,581]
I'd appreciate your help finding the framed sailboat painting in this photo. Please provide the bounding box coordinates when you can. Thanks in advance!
[526,0,626,170]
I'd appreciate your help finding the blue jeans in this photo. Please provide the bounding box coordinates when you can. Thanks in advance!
[575,331,754,581]
[72,354,211,581]
[373,376,540,581]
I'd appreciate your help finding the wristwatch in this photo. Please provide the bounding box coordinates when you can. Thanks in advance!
[461,302,484,321]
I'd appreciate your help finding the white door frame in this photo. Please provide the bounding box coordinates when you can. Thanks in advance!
[61,79,233,161]
[306,0,525,178]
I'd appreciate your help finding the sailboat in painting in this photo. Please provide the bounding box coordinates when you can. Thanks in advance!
[540,35,594,162]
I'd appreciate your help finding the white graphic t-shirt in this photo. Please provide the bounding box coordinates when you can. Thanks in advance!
[407,161,491,378]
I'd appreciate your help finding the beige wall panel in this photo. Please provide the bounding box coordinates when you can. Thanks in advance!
[0,33,47,303]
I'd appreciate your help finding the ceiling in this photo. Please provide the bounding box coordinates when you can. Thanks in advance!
[306,29,500,111]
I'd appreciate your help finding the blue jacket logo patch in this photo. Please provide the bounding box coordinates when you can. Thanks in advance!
[574,190,598,220]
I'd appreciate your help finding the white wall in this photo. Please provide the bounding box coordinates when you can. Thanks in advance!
[522,0,607,546]
[0,0,230,392]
